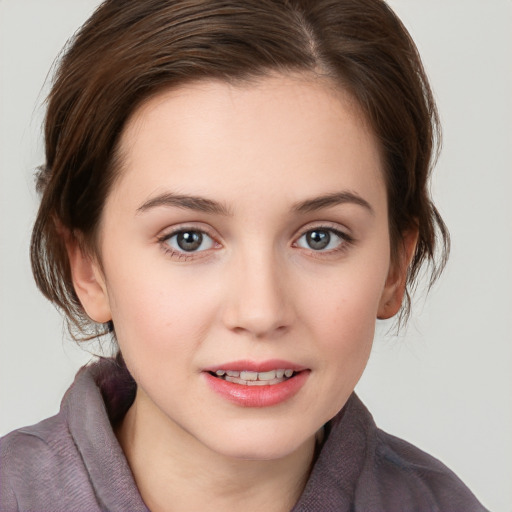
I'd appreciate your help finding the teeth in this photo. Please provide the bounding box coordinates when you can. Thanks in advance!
[225,376,274,386]
[258,370,276,381]
[213,368,296,385]
[240,371,258,381]
[225,376,288,386]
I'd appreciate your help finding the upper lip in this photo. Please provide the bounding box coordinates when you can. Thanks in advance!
[203,359,308,373]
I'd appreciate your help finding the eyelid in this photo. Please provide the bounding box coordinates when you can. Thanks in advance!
[155,221,354,261]
[292,222,355,254]
[293,221,353,242]
[156,223,222,259]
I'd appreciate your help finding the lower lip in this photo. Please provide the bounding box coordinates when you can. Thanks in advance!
[203,371,309,407]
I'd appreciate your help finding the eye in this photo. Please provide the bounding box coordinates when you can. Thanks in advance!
[295,228,347,252]
[163,230,216,253]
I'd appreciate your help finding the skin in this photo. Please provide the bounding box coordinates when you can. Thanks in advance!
[68,74,416,511]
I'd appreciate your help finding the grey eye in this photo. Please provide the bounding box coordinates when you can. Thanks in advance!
[166,230,214,252]
[306,230,330,250]
[296,229,344,251]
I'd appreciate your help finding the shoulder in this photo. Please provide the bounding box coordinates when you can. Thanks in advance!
[0,360,143,512]
[1,413,67,481]
[0,374,112,512]
[361,426,489,511]
[1,412,67,459]
[301,395,489,512]
[0,414,98,512]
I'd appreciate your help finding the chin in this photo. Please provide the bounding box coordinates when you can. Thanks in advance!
[217,442,305,462]
[200,422,317,462]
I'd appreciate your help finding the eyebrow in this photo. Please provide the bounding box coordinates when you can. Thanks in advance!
[293,191,374,215]
[137,192,232,216]
[136,190,373,216]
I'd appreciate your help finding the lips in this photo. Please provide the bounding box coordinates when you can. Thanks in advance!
[203,360,309,407]
[204,359,307,374]
[213,369,296,386]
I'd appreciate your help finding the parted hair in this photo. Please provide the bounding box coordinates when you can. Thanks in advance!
[31,0,449,340]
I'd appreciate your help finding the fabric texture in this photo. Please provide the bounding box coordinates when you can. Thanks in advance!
[1,358,488,512]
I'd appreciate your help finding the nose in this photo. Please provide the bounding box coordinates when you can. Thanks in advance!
[222,247,294,339]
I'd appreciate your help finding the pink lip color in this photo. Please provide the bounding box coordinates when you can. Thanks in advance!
[203,359,308,373]
[203,362,310,408]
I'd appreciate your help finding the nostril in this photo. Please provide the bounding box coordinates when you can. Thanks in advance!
[231,324,290,339]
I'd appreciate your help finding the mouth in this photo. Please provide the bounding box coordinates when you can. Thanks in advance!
[208,368,299,386]
[203,361,309,407]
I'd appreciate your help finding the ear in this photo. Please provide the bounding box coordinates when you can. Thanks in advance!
[377,228,418,320]
[65,234,112,324]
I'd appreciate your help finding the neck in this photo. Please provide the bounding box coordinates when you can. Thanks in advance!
[116,389,316,512]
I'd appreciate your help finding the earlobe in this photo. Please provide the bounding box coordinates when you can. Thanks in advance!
[377,229,418,320]
[65,235,112,324]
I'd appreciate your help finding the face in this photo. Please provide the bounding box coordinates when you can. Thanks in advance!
[72,74,408,460]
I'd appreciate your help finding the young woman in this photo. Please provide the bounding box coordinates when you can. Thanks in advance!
[0,0,490,510]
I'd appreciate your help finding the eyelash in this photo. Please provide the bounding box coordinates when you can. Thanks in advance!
[157,224,354,261]
[293,225,354,256]
[157,226,218,261]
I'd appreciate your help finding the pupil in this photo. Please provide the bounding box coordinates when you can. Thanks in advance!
[177,231,202,251]
[307,230,330,250]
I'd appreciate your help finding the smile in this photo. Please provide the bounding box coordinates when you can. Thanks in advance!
[203,361,309,407]
[211,369,296,386]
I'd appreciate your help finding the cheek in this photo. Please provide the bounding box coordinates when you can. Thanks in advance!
[297,256,389,408]
[302,261,387,341]
[105,261,221,357]
[305,299,376,423]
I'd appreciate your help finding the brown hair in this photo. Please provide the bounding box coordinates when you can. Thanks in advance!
[31,0,449,340]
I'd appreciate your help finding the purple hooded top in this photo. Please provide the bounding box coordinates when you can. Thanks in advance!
[0,358,488,511]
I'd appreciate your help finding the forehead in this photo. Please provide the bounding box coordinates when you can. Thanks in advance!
[109,74,385,215]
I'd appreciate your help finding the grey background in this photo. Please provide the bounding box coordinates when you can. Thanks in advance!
[1,1,511,510]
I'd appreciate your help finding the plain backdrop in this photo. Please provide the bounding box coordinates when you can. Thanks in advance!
[0,1,511,511]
